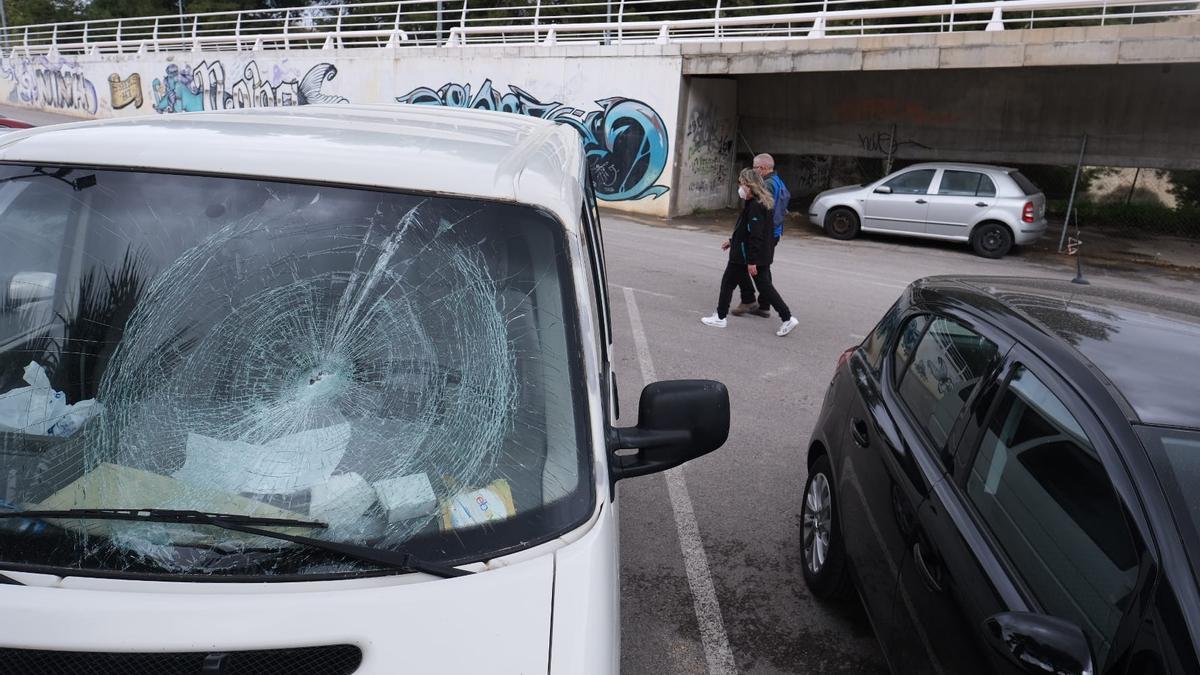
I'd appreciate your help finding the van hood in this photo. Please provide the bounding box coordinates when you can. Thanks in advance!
[0,556,554,673]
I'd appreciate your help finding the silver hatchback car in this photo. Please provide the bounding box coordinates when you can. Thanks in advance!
[808,163,1048,258]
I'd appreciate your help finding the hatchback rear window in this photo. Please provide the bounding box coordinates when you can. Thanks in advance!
[1009,172,1041,196]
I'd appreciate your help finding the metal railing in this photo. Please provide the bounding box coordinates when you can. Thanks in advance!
[0,0,1194,54]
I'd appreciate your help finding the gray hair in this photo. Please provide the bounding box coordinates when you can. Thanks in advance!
[752,153,775,171]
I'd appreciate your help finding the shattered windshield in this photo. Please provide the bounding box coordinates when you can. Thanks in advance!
[0,165,591,578]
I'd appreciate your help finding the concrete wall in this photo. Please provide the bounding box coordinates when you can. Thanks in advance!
[736,63,1200,175]
[674,77,738,216]
[0,48,684,216]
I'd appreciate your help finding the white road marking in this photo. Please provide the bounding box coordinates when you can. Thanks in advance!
[613,284,677,300]
[623,287,738,675]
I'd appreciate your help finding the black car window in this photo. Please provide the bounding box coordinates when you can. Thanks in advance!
[966,366,1139,668]
[896,318,998,448]
[862,299,905,374]
[892,314,930,384]
[883,170,936,195]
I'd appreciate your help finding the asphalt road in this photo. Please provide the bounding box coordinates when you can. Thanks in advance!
[6,100,1197,674]
[607,213,1198,675]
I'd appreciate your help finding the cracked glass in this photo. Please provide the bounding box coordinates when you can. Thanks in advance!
[0,165,592,578]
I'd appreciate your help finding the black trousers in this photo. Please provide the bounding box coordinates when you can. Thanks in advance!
[718,262,791,321]
[737,236,781,304]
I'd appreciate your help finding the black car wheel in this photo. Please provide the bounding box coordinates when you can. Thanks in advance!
[824,208,860,241]
[801,454,851,599]
[971,222,1013,259]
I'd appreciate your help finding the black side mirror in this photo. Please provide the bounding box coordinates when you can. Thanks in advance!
[874,185,893,195]
[984,612,1094,675]
[608,380,729,482]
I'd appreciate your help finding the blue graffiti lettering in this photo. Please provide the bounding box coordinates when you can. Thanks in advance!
[396,79,670,202]
[153,61,348,114]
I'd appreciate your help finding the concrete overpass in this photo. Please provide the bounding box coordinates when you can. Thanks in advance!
[0,0,1196,217]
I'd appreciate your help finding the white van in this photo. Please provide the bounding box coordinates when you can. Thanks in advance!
[0,105,728,674]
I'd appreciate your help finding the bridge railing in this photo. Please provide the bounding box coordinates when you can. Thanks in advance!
[0,0,1194,54]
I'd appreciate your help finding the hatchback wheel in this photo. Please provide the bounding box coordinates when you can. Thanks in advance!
[801,454,850,599]
[824,208,860,241]
[971,222,1013,258]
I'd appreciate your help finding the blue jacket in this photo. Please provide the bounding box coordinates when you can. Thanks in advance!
[766,173,790,238]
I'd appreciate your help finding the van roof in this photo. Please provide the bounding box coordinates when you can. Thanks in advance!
[0,104,588,229]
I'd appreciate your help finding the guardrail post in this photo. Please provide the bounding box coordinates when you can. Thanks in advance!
[112,21,119,53]
[617,0,625,44]
[809,16,826,38]
[235,13,241,50]
[152,18,159,52]
[533,0,541,43]
[51,25,58,52]
[656,25,670,44]
[714,0,721,39]
[82,21,89,48]
[985,5,1005,31]
[335,6,343,48]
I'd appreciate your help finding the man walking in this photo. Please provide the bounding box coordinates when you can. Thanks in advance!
[731,153,791,317]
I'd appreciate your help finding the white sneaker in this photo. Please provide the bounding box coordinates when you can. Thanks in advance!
[701,314,727,328]
[776,317,800,337]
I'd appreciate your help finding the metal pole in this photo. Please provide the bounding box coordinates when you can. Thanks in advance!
[437,0,443,46]
[1125,167,1140,205]
[605,0,611,45]
[0,0,8,51]
[1058,133,1089,253]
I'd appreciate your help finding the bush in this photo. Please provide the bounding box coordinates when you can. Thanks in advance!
[1074,202,1200,239]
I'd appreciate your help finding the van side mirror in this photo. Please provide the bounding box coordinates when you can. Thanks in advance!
[984,612,1094,675]
[608,380,729,482]
[874,185,893,195]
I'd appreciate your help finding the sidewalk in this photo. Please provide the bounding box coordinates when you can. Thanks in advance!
[604,206,1200,277]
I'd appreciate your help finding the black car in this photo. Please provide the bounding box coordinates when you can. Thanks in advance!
[802,275,1200,675]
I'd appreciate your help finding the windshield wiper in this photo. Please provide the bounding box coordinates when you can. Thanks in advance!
[0,508,472,579]
[0,509,327,528]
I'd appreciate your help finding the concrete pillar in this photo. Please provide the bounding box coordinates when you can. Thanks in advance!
[673,77,739,217]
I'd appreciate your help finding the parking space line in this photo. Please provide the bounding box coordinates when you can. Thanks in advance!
[622,287,738,675]
[613,284,677,300]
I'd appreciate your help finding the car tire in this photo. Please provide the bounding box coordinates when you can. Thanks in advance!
[970,222,1013,259]
[801,454,851,600]
[824,208,860,241]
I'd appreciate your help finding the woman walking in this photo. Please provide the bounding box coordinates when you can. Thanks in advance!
[701,168,800,337]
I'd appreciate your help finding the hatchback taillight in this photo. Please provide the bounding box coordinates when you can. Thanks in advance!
[1022,202,1035,223]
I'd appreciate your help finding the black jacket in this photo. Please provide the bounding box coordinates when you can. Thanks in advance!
[729,198,774,265]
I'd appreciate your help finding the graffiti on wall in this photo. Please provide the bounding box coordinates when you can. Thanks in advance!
[683,105,735,200]
[396,79,669,202]
[152,60,348,114]
[109,73,144,109]
[0,55,98,114]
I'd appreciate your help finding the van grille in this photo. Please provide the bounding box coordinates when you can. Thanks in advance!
[0,644,362,674]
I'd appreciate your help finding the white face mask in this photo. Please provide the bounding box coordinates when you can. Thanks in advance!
[738,185,750,200]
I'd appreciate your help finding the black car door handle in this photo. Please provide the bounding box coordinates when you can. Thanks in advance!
[914,541,944,593]
[975,202,989,207]
[915,199,927,204]
[850,418,870,448]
